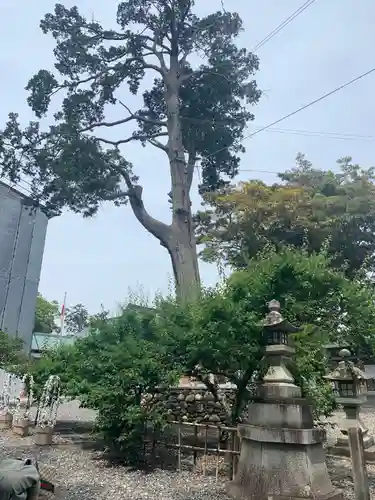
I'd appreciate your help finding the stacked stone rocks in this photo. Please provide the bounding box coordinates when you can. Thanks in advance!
[147,384,237,425]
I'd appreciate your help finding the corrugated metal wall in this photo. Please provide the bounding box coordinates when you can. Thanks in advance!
[0,183,48,350]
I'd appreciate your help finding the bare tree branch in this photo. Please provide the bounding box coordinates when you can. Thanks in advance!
[141,34,168,74]
[81,114,166,134]
[103,190,129,201]
[140,34,171,53]
[148,138,168,153]
[118,100,167,128]
[121,169,171,242]
[95,132,168,148]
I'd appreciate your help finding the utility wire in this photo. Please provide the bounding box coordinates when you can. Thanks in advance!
[3,120,375,199]
[252,0,316,52]
[255,127,375,141]
[205,66,375,160]
[3,67,375,198]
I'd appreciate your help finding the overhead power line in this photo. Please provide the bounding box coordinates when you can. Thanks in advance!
[3,65,375,198]
[257,127,375,141]
[252,0,316,52]
[3,122,375,199]
[205,66,375,160]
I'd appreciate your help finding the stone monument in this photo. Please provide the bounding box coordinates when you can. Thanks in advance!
[324,348,375,459]
[227,299,342,500]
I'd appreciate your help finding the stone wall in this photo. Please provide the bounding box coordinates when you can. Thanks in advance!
[149,383,238,425]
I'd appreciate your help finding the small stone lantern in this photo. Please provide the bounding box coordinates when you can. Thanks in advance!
[261,299,301,399]
[324,348,374,452]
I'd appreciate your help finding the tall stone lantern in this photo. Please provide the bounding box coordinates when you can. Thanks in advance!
[324,348,374,455]
[227,300,342,500]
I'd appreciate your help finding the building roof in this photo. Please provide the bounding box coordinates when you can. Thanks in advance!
[324,342,350,349]
[0,179,50,217]
[31,332,77,352]
[125,303,156,313]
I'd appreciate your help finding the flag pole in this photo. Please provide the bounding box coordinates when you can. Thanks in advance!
[59,292,67,346]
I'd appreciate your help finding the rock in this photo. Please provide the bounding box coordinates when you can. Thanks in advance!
[195,393,203,401]
[209,414,221,423]
[177,393,185,401]
[185,394,196,403]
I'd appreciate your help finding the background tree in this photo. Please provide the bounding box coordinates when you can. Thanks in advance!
[65,303,89,333]
[88,304,110,331]
[34,293,59,333]
[0,1,261,300]
[195,154,375,277]
[156,246,375,423]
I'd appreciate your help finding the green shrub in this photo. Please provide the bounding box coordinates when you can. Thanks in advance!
[0,330,28,371]
[31,310,178,463]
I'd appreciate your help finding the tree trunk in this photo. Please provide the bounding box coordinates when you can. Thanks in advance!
[164,72,200,301]
[167,225,200,301]
[123,66,201,302]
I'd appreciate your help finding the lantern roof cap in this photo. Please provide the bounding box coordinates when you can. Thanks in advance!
[263,299,301,333]
[324,348,369,381]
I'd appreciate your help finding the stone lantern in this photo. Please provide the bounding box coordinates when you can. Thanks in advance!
[324,348,374,454]
[227,300,342,500]
[260,299,301,399]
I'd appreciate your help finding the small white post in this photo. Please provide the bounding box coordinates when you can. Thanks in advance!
[59,292,67,346]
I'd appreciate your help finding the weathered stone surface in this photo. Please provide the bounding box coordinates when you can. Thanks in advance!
[34,426,53,446]
[0,411,13,429]
[148,386,238,425]
[228,299,342,500]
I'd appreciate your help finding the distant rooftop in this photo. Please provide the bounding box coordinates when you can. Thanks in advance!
[125,303,156,313]
[30,328,90,358]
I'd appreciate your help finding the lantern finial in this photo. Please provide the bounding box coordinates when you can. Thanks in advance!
[265,299,283,327]
[339,348,351,359]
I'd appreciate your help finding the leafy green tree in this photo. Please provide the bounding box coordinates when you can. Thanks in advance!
[0,330,26,370]
[34,294,59,333]
[156,246,375,423]
[31,309,179,462]
[65,303,89,333]
[88,304,110,331]
[0,1,261,300]
[195,154,375,277]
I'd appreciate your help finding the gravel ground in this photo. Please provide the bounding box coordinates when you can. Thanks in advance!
[2,401,375,499]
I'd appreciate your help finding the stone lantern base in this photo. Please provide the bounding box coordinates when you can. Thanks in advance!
[12,418,31,437]
[34,426,53,446]
[0,411,13,429]
[227,398,343,500]
[329,434,375,461]
[328,401,375,460]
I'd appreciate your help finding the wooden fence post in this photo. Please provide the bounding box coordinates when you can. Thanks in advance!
[348,427,370,500]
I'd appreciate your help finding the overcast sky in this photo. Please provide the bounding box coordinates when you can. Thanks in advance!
[1,0,374,313]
